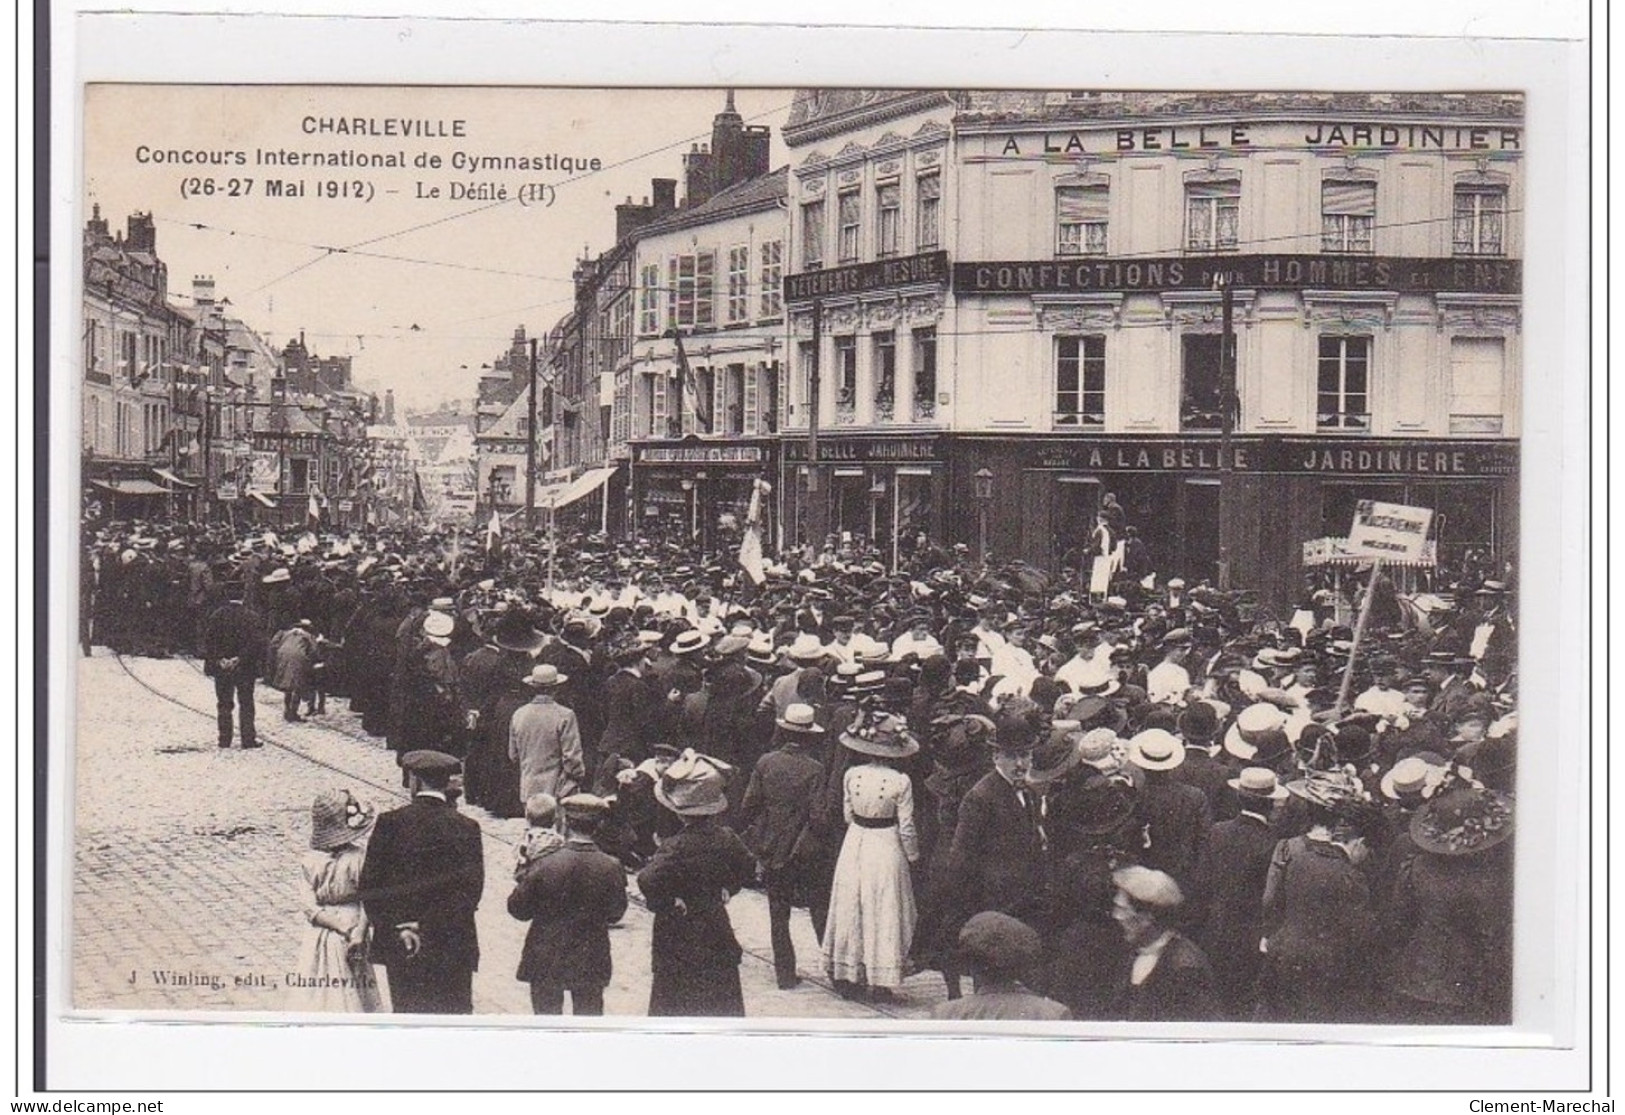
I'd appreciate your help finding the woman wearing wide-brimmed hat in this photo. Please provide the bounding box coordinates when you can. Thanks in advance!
[287,789,382,1014]
[820,711,922,1003]
[1254,770,1384,1023]
[1385,773,1514,1024]
[636,750,757,1016]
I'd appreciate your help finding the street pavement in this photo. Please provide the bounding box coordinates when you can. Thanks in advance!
[70,650,951,1021]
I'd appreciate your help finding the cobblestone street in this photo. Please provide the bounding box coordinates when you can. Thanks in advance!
[70,650,949,1021]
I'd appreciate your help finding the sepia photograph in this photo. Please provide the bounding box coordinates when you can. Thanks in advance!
[67,79,1542,1034]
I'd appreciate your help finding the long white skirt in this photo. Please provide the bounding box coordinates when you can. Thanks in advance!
[821,824,916,989]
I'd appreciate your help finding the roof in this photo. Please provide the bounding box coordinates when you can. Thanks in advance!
[636,167,788,238]
[952,90,1525,127]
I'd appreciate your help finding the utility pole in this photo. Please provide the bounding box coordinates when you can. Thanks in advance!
[804,300,826,553]
[1216,272,1236,590]
[525,336,539,530]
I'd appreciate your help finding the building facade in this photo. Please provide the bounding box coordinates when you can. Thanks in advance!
[778,90,1522,611]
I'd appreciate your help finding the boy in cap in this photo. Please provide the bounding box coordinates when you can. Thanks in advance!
[507,793,628,1015]
[930,912,1071,1021]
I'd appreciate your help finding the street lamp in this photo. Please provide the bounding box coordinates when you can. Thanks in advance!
[680,478,696,540]
[973,467,994,564]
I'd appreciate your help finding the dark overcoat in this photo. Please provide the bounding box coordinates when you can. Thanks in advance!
[1115,931,1223,1022]
[1190,811,1279,1015]
[507,839,628,990]
[635,818,756,1017]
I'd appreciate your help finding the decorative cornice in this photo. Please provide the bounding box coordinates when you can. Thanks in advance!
[1434,292,1521,334]
[1300,289,1399,331]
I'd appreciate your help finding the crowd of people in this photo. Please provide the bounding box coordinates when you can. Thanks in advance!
[82,512,1518,1024]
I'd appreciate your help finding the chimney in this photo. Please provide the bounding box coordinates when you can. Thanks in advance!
[652,177,677,211]
[86,203,109,240]
[683,142,715,207]
[125,211,156,252]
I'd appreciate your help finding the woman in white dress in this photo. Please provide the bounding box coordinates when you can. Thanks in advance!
[287,789,383,1013]
[821,712,921,1004]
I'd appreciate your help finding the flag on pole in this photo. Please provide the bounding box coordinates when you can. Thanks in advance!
[307,488,321,526]
[412,472,428,513]
[738,478,769,586]
[486,508,502,554]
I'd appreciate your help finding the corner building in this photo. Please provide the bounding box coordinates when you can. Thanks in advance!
[780,91,1522,613]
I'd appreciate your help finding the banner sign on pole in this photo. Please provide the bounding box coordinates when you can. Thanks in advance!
[1346,500,1434,561]
[248,451,281,493]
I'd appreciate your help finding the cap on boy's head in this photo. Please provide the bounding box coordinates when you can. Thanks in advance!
[524,793,559,827]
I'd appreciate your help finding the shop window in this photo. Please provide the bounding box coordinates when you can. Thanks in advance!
[1056,185,1109,256]
[288,457,309,494]
[1055,336,1106,427]
[1185,179,1240,253]
[1321,180,1376,254]
[1317,335,1372,431]
[1449,336,1505,434]
[838,190,861,264]
[726,246,750,324]
[801,200,825,270]
[876,182,901,258]
[912,328,937,421]
[1181,334,1225,431]
[1453,185,1507,257]
[834,336,857,423]
[873,332,896,420]
[758,240,783,319]
[916,172,941,251]
[1321,483,1405,539]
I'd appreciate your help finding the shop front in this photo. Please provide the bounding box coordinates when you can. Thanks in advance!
[630,439,777,555]
[781,433,946,568]
[955,434,1517,615]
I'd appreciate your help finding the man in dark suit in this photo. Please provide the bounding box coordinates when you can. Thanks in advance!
[1189,767,1287,1019]
[506,793,628,1015]
[1126,729,1212,896]
[599,642,658,763]
[200,580,266,749]
[360,750,485,1014]
[1111,864,1222,1022]
[938,708,1046,951]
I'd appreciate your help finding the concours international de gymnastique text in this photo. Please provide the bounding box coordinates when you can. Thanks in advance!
[132,116,604,175]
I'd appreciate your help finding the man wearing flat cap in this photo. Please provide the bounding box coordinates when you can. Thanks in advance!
[360,750,485,1013]
[507,793,628,1015]
[1110,865,1221,1022]
[930,912,1071,1021]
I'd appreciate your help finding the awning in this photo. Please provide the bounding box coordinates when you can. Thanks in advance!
[151,467,197,489]
[246,490,277,508]
[536,464,618,510]
[91,479,171,496]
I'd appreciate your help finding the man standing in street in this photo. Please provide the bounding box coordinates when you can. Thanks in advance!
[510,664,586,804]
[360,749,485,1013]
[200,577,266,749]
[507,793,628,1015]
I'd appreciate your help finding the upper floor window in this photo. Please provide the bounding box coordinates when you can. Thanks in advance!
[834,336,857,413]
[873,332,896,419]
[694,251,715,328]
[726,245,750,324]
[1449,336,1506,434]
[912,328,937,421]
[1185,179,1240,253]
[916,172,941,251]
[758,240,783,319]
[1055,336,1106,427]
[1453,185,1507,257]
[1317,335,1372,431]
[1321,180,1376,254]
[837,191,861,264]
[801,200,825,270]
[1056,185,1109,256]
[876,182,901,258]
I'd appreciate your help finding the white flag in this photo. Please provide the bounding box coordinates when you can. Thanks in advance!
[486,508,502,552]
[737,478,768,586]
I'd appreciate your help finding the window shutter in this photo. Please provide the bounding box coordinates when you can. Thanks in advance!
[1058,185,1109,221]
[1323,181,1376,216]
[652,371,667,434]
[744,364,759,434]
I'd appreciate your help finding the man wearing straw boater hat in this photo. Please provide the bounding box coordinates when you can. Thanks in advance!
[360,749,484,1014]
[736,704,829,989]
[509,663,586,805]
[1190,767,1288,1019]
